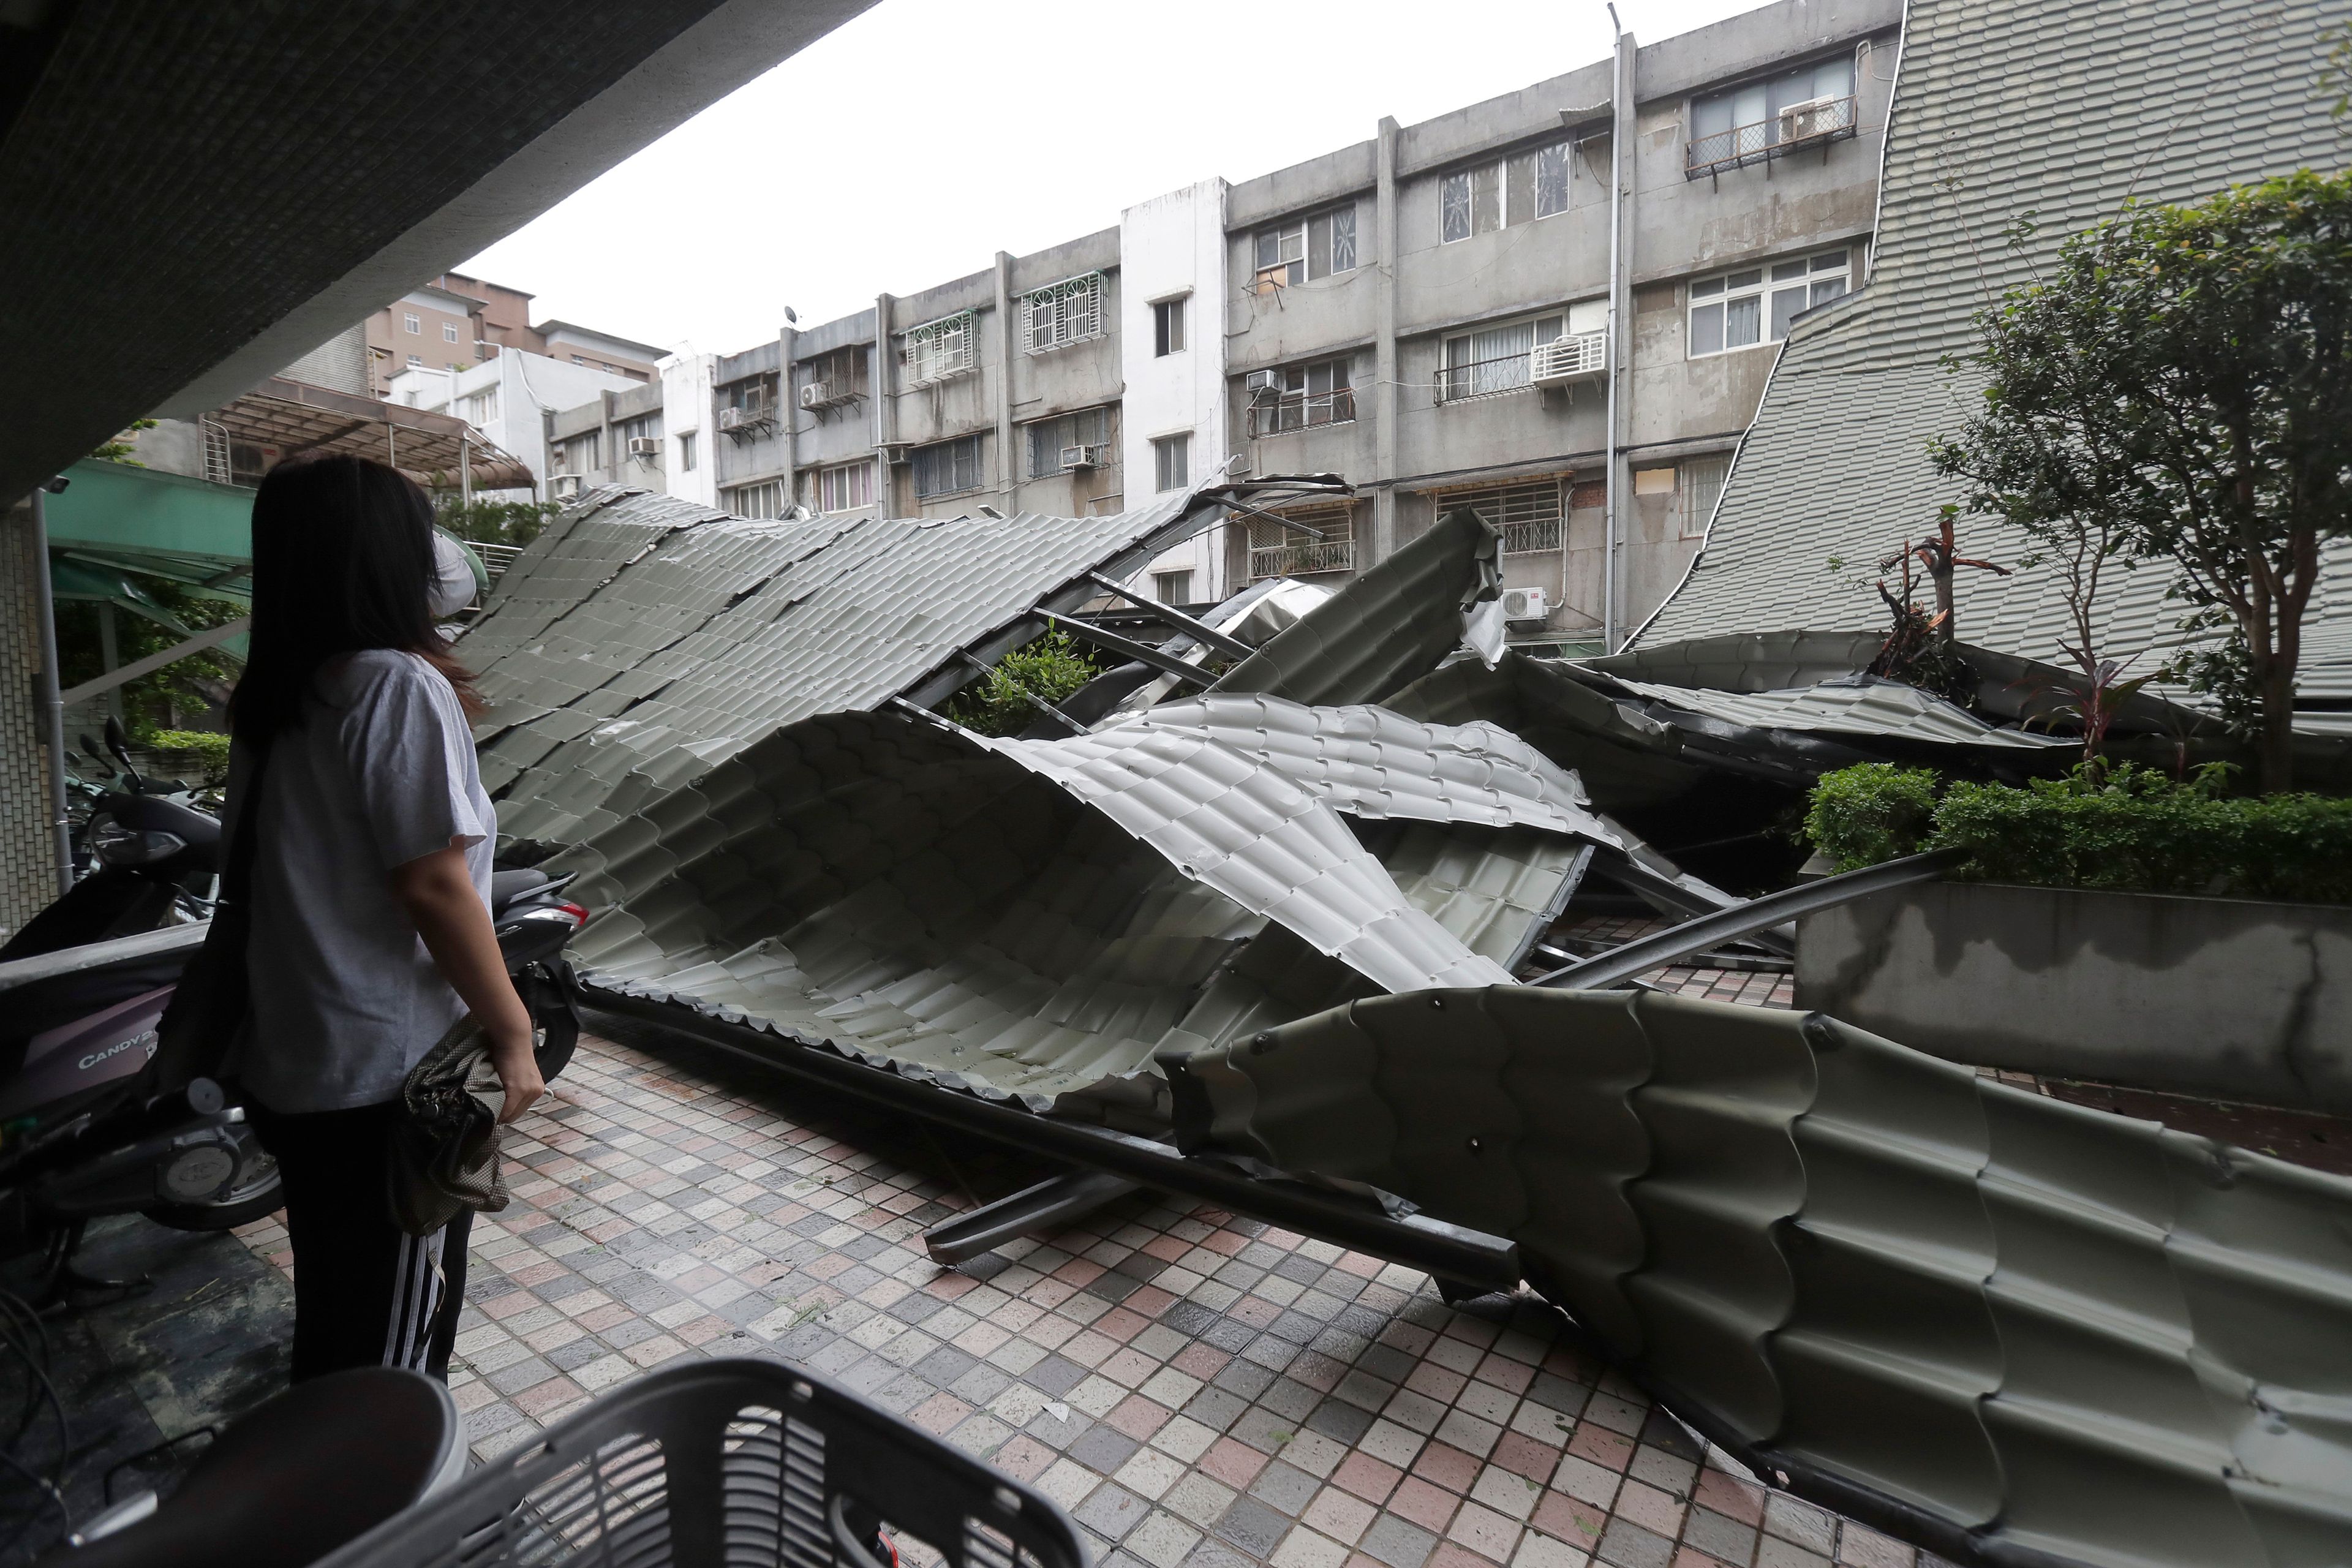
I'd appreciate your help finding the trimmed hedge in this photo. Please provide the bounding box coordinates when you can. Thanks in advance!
[144,728,230,785]
[1804,762,2352,905]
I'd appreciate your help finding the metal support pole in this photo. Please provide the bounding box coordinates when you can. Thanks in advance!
[28,484,73,895]
[1602,8,1633,653]
[97,600,123,725]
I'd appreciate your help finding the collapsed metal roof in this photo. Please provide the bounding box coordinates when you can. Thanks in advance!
[1632,0,2352,699]
[1166,984,2352,1568]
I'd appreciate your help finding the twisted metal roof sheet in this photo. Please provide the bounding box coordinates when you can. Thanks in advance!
[1635,0,2352,699]
[1170,984,2352,1568]
[1608,676,2074,749]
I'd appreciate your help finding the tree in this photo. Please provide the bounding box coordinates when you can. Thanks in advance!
[1931,171,2352,792]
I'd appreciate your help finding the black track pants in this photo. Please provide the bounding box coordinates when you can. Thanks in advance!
[249,1100,472,1384]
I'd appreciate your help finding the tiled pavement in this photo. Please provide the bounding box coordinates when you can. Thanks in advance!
[233,998,1943,1568]
[1544,916,1795,1009]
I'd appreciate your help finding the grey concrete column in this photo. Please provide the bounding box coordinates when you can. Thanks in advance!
[874,292,895,510]
[993,252,1016,508]
[1371,115,1401,569]
[779,322,798,505]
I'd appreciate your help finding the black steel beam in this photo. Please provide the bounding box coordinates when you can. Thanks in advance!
[1039,611,1213,687]
[1533,847,1969,990]
[923,1169,1142,1265]
[582,990,1522,1291]
[1080,571,1253,658]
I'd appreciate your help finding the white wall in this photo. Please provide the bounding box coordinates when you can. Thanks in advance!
[389,350,637,497]
[1119,179,1232,601]
[659,349,718,508]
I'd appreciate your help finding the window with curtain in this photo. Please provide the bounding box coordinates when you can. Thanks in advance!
[1441,140,1575,243]
[816,462,873,512]
[1439,314,1565,400]
[1687,249,1850,356]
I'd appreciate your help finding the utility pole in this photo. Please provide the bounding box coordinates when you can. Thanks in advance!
[29,479,72,895]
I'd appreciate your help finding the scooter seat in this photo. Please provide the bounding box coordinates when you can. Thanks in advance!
[489,867,549,911]
[40,1366,459,1568]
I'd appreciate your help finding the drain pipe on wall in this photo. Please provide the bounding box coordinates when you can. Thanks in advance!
[29,478,73,895]
[1602,4,1634,652]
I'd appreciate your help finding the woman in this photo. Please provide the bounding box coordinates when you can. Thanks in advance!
[227,454,541,1383]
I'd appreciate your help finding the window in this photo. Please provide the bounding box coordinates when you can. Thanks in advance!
[677,431,697,472]
[556,430,600,473]
[903,311,976,385]
[1246,503,1355,579]
[1439,314,1566,401]
[443,321,460,343]
[1024,273,1106,353]
[403,312,420,334]
[1254,203,1357,289]
[1688,52,1858,175]
[723,479,788,519]
[1153,570,1194,605]
[1152,433,1191,493]
[617,411,663,460]
[1679,454,1732,537]
[1245,356,1354,437]
[912,435,984,499]
[1436,480,1565,556]
[801,346,869,405]
[1153,298,1187,357]
[1441,141,1574,243]
[1687,249,1850,356]
[1027,407,1112,479]
[571,354,587,365]
[816,461,874,513]
[406,353,423,367]
[459,386,499,426]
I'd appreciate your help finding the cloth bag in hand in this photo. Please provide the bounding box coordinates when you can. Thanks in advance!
[388,1016,511,1236]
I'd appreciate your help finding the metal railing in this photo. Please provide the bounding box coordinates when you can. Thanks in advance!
[1502,518,1562,554]
[1530,332,1607,383]
[1246,388,1356,438]
[1436,350,1540,404]
[1685,94,1857,178]
[475,542,524,582]
[1248,536,1355,579]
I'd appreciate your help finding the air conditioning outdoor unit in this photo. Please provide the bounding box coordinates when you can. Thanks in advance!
[1531,333,1607,386]
[879,443,912,466]
[1060,444,1102,470]
[551,473,583,500]
[717,406,747,432]
[627,437,660,459]
[1244,370,1278,398]
[1777,94,1840,143]
[799,381,832,409]
[1500,586,1548,622]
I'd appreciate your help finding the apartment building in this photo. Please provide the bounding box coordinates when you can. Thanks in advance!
[568,0,1898,642]
[363,273,663,398]
[387,350,644,496]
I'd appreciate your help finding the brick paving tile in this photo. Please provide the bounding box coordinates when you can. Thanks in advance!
[232,1025,1931,1568]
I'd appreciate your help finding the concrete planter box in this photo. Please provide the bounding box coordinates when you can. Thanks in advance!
[1796,880,2352,1114]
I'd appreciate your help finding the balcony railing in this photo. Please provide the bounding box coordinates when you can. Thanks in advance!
[1530,332,1607,384]
[1685,94,1857,178]
[1248,537,1356,578]
[1246,387,1356,438]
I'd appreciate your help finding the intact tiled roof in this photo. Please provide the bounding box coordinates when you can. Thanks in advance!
[1637,0,2352,698]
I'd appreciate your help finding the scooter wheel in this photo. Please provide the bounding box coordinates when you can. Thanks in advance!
[145,1163,284,1232]
[534,1003,578,1085]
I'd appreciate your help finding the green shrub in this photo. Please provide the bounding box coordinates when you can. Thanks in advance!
[144,728,231,784]
[943,631,1102,737]
[1803,761,2352,903]
[1801,763,1942,871]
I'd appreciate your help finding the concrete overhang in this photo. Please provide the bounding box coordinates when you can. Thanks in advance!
[0,0,876,508]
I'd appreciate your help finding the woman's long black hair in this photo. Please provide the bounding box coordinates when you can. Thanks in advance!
[230,454,482,746]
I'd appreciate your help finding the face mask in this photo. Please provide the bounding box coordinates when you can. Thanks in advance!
[429,531,478,619]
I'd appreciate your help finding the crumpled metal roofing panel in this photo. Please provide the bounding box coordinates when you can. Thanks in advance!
[968,694,1634,993]
[453,485,1206,847]
[1211,508,1501,708]
[553,704,1610,1118]
[1633,0,2352,699]
[1608,676,2074,749]
[1169,985,2352,1568]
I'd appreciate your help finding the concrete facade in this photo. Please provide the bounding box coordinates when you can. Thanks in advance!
[550,0,1896,639]
[388,351,644,497]
[363,274,663,398]
[548,379,669,497]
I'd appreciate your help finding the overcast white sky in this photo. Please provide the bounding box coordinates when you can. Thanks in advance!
[461,0,1768,356]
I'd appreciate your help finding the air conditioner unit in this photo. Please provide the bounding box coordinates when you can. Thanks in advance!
[1500,586,1548,622]
[718,406,746,432]
[551,473,583,499]
[799,381,832,409]
[879,443,911,466]
[1060,444,1103,471]
[1244,370,1278,399]
[627,437,660,459]
[1777,94,1841,143]
[1531,332,1608,386]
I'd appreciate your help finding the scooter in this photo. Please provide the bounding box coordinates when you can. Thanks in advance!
[0,867,589,1295]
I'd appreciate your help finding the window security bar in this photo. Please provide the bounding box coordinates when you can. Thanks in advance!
[1684,94,1856,178]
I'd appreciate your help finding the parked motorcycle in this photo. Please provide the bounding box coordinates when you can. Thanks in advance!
[0,865,589,1293]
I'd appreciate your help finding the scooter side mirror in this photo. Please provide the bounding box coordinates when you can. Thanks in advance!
[103,715,146,794]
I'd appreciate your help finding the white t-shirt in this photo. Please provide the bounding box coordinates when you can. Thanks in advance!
[227,650,495,1114]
